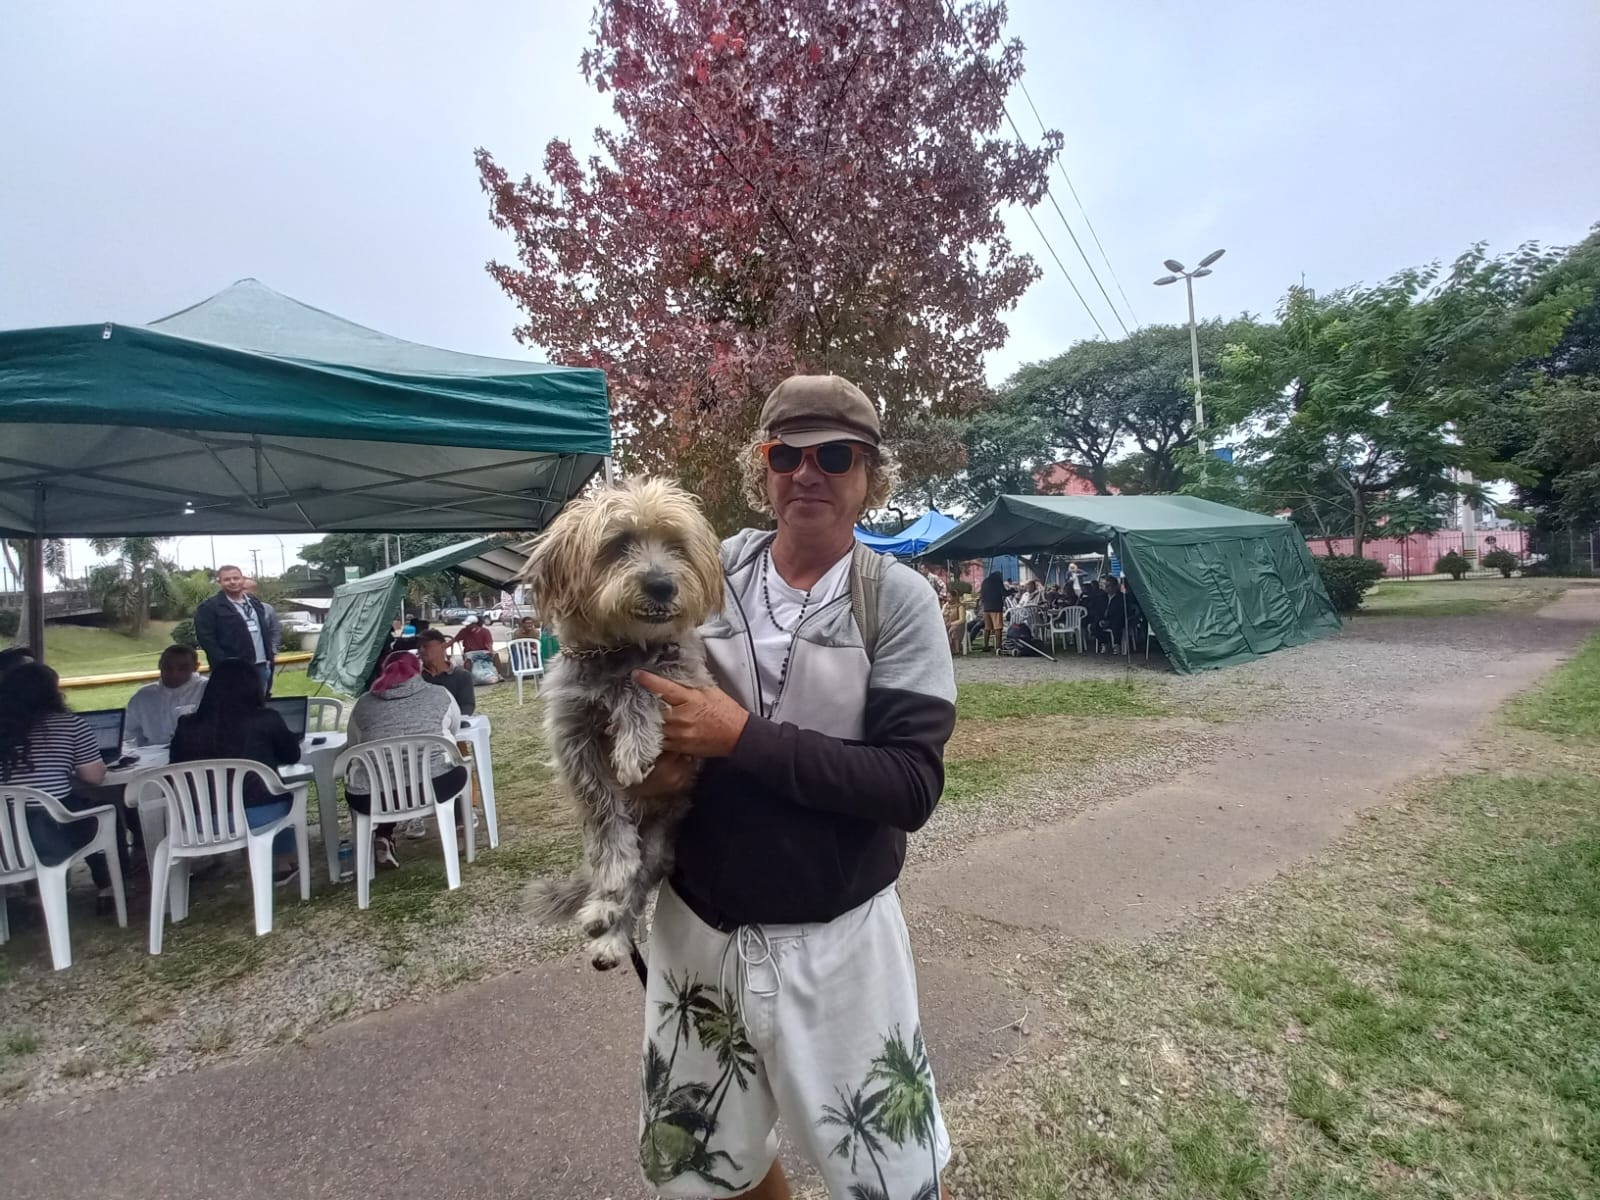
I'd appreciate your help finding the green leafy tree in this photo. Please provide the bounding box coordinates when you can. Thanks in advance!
[159,568,217,621]
[298,533,471,585]
[86,537,169,636]
[1208,243,1572,555]
[1461,229,1600,526]
[896,387,1050,513]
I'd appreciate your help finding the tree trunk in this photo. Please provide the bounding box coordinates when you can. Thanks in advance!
[131,559,147,636]
[1350,490,1366,559]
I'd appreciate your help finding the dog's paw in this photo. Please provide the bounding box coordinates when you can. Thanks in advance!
[577,896,625,938]
[588,927,632,972]
[613,758,649,788]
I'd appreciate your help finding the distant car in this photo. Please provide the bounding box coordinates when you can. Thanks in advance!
[479,607,503,624]
[441,607,473,623]
[281,611,320,632]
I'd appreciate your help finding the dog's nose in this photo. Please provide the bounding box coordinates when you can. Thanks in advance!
[642,574,677,603]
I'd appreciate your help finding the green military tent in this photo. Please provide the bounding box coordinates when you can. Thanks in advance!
[0,278,610,651]
[924,495,1340,672]
[308,536,530,695]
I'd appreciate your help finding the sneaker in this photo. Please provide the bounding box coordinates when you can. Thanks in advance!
[272,864,299,889]
[375,839,400,870]
[401,817,427,840]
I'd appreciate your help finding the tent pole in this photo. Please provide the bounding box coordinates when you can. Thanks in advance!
[25,484,46,654]
[603,456,616,487]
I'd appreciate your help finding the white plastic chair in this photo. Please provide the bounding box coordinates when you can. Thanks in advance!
[1052,606,1087,654]
[507,636,544,704]
[0,786,127,970]
[333,735,468,910]
[307,696,344,732]
[138,760,311,954]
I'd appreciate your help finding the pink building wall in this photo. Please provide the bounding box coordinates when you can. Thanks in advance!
[1304,529,1529,576]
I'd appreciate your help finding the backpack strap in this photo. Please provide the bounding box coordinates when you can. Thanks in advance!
[850,541,887,661]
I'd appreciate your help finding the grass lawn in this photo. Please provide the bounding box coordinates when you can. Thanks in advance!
[1362,577,1567,619]
[946,633,1600,1199]
[34,622,181,675]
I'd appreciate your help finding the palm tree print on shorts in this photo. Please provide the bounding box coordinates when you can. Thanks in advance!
[817,1024,941,1200]
[639,970,758,1192]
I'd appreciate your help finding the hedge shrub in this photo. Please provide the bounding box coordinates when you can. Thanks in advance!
[1315,554,1387,613]
[1435,550,1470,580]
[1481,548,1518,578]
[0,609,18,639]
[170,618,199,647]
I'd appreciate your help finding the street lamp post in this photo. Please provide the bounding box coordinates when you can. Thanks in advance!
[1154,248,1226,436]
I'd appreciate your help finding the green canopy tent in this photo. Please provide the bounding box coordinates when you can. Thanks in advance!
[923,495,1340,672]
[0,279,609,651]
[308,536,530,695]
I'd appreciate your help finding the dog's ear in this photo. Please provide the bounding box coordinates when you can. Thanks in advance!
[522,513,574,624]
[668,486,727,625]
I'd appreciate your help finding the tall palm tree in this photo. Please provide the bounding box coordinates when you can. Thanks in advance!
[867,1026,939,1190]
[86,537,168,635]
[819,1084,891,1196]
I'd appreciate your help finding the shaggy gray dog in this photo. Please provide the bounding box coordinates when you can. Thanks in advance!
[522,479,724,970]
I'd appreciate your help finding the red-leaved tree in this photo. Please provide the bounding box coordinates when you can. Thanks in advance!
[477,0,1058,529]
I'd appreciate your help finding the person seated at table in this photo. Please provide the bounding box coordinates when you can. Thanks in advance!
[1096,576,1129,651]
[417,628,475,716]
[344,651,466,869]
[1,662,134,905]
[124,645,208,748]
[1016,579,1043,610]
[1082,577,1109,646]
[450,615,503,681]
[514,615,540,642]
[941,588,967,655]
[169,659,302,886]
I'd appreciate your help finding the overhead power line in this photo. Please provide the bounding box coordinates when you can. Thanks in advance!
[1015,80,1141,328]
[941,0,1126,340]
[1020,205,1109,340]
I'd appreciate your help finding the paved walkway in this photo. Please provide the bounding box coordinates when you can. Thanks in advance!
[7,590,1597,1200]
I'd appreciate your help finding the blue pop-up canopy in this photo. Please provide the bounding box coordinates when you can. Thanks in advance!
[854,510,959,558]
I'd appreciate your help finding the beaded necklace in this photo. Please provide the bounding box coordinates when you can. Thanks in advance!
[760,545,813,717]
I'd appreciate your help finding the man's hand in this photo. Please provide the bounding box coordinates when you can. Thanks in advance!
[631,753,698,798]
[633,671,750,759]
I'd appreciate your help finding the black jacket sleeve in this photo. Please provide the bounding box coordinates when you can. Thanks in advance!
[727,689,955,832]
[193,596,223,664]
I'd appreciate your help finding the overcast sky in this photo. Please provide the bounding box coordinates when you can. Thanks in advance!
[3,0,1596,576]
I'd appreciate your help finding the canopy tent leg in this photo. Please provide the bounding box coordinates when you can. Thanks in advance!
[25,485,46,653]
[603,456,616,487]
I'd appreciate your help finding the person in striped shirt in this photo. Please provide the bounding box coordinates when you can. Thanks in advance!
[0,663,131,901]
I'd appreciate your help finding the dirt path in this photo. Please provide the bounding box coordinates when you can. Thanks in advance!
[5,588,1596,1200]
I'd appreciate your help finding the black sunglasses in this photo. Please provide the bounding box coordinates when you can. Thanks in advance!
[760,440,862,476]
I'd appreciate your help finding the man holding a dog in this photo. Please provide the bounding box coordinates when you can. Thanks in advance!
[635,375,958,1200]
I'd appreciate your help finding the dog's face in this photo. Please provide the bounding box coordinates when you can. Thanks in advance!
[523,479,724,647]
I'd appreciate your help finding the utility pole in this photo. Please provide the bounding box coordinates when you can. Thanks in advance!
[250,548,261,578]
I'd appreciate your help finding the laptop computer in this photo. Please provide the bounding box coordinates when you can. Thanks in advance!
[78,709,127,764]
[265,696,309,741]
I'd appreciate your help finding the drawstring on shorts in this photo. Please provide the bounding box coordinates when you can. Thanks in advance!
[718,924,782,1032]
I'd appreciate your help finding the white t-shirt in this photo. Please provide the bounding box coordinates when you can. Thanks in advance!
[229,596,267,663]
[737,544,852,718]
[124,675,209,747]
